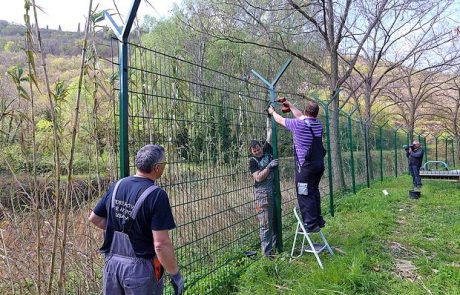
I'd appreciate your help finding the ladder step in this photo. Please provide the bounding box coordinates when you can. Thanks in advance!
[304,243,326,253]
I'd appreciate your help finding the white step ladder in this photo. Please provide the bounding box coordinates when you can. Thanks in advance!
[290,207,334,269]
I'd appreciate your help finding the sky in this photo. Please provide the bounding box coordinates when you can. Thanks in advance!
[0,0,179,31]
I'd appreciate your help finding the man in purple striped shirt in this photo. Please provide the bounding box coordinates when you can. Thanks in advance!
[268,99,326,233]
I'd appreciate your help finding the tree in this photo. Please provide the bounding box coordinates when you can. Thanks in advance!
[181,0,392,189]
[427,75,460,162]
[342,0,455,179]
[385,47,460,140]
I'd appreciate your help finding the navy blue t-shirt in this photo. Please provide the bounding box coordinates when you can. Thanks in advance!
[93,176,176,259]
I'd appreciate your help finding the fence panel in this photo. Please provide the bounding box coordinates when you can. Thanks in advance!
[111,40,301,293]
[110,39,425,293]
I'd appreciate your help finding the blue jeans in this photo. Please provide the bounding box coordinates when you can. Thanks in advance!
[409,165,422,187]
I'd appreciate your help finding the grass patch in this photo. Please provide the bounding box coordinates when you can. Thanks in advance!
[230,176,460,294]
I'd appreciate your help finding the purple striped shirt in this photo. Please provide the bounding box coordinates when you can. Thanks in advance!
[285,117,323,166]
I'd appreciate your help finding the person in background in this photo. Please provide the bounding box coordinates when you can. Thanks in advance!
[406,140,424,191]
[89,144,184,295]
[248,117,279,256]
[268,99,326,233]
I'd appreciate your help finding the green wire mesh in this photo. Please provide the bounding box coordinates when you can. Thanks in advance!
[110,40,299,293]
[109,38,426,293]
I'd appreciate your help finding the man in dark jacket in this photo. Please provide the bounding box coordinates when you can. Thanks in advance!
[406,140,424,190]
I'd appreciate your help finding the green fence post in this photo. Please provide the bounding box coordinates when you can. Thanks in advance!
[324,106,333,215]
[424,136,428,163]
[394,128,398,177]
[98,0,141,177]
[435,136,439,169]
[315,93,338,216]
[364,120,370,188]
[338,107,358,194]
[378,121,389,181]
[380,126,384,181]
[118,41,130,177]
[445,137,449,165]
[252,59,291,252]
[314,99,332,213]
[348,115,356,193]
[452,138,456,167]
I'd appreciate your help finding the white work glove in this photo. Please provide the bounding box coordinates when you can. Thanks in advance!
[267,159,279,169]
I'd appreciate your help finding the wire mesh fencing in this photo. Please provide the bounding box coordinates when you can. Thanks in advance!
[109,40,300,293]
[424,136,456,169]
[106,38,444,293]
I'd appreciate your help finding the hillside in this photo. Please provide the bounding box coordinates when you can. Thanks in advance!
[0,19,111,57]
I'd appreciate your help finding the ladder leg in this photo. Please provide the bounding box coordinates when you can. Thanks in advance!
[305,233,324,269]
[319,231,334,255]
[290,223,300,261]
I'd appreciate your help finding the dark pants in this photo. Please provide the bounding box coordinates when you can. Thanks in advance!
[409,165,422,187]
[295,162,325,231]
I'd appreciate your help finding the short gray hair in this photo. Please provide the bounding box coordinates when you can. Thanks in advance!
[135,144,165,173]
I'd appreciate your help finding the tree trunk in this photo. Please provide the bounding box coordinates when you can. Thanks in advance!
[330,89,346,189]
[326,0,345,190]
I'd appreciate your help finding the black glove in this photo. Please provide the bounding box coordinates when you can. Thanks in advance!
[267,159,279,169]
[171,270,184,295]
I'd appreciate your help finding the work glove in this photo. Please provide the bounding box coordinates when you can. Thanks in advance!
[267,159,279,169]
[171,270,184,295]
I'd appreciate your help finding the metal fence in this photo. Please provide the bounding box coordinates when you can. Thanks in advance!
[425,136,456,168]
[108,39,457,293]
[110,40,300,293]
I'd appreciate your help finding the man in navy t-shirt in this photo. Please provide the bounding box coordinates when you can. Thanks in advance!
[89,144,184,295]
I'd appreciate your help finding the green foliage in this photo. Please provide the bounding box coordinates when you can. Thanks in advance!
[36,119,52,131]
[7,66,31,100]
[3,40,17,52]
